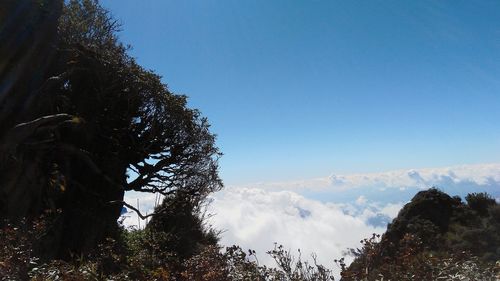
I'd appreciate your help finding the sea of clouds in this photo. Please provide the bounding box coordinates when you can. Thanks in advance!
[122,163,500,274]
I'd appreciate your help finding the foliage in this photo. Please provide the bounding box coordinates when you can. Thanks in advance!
[146,193,220,260]
[0,220,41,280]
[0,0,221,258]
[0,215,337,280]
[465,192,496,216]
[341,232,499,280]
[267,244,336,281]
[56,0,223,198]
[173,243,337,281]
[344,189,500,280]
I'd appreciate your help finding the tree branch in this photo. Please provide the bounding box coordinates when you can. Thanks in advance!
[109,200,169,220]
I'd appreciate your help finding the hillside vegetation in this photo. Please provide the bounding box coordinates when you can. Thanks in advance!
[341,189,500,280]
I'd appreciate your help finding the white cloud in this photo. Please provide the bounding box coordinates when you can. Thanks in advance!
[355,195,367,205]
[378,202,404,218]
[206,188,392,272]
[232,163,500,193]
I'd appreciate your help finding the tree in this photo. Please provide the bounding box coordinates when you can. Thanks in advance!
[0,0,222,259]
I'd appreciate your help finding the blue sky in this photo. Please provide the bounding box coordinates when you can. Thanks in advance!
[101,0,500,185]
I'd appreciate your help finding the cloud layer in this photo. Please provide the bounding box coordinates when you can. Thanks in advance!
[207,187,397,268]
[121,162,500,277]
[234,163,500,193]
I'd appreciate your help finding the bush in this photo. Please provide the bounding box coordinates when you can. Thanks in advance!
[489,204,500,224]
[465,192,496,216]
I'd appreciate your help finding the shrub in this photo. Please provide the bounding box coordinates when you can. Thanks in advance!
[465,192,496,216]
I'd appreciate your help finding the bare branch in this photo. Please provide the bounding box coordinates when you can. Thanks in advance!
[109,200,169,220]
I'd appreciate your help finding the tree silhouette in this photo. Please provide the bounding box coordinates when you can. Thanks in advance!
[0,0,222,259]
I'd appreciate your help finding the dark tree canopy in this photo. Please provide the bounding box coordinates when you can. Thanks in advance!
[0,0,222,258]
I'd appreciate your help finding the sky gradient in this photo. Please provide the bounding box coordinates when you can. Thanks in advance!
[100,0,500,185]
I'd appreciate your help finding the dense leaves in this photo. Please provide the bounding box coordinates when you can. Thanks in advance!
[465,192,496,216]
[0,0,221,258]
